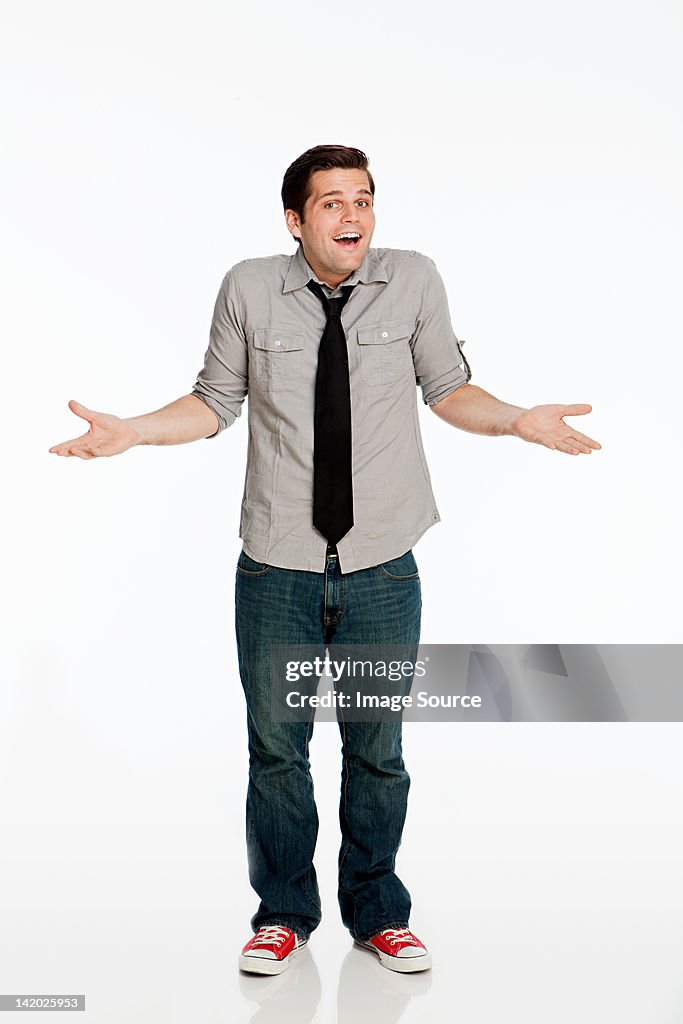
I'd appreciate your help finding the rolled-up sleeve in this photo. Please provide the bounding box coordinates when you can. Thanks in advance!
[411,256,471,406]
[191,269,249,436]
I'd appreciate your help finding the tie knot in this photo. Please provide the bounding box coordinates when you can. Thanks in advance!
[307,280,355,319]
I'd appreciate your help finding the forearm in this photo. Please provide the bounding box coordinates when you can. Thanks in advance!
[127,394,219,446]
[430,383,525,437]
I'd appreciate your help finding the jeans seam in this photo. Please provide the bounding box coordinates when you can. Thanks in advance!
[302,875,321,912]
[237,549,274,576]
[300,713,321,912]
[377,549,419,581]
[337,720,350,872]
[323,557,345,626]
[377,566,420,581]
[338,715,357,935]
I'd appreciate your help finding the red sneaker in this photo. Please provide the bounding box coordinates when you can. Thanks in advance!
[239,925,307,975]
[356,927,432,973]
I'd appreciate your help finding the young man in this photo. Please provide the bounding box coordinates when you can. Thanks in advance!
[49,145,600,976]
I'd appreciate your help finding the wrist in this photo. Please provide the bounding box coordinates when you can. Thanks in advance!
[507,406,528,438]
[124,416,147,446]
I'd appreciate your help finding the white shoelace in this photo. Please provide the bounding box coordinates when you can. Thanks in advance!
[381,928,414,946]
[252,926,292,948]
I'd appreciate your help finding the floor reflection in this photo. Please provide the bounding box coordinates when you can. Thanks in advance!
[236,940,432,1024]
[337,945,432,1023]
[237,948,321,1024]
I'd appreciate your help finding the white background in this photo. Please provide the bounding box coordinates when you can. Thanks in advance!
[1,1,682,1021]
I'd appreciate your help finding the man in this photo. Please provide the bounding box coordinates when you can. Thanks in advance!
[49,145,600,976]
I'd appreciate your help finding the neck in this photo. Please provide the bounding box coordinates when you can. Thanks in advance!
[301,248,354,291]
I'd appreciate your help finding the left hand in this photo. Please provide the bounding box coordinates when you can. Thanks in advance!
[513,404,601,455]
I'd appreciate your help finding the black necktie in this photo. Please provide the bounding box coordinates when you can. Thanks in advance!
[306,280,355,546]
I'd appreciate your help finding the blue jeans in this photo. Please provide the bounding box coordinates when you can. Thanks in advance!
[234,545,422,942]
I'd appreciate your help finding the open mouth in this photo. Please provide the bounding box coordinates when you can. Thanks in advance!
[332,232,362,250]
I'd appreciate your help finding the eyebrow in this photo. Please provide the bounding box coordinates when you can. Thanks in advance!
[317,189,373,199]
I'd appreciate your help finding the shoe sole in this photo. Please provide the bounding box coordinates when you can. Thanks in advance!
[239,940,308,975]
[354,939,432,973]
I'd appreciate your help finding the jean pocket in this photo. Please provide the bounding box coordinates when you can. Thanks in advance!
[377,549,419,581]
[236,549,273,576]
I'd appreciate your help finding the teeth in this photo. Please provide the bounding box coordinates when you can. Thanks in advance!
[334,233,360,240]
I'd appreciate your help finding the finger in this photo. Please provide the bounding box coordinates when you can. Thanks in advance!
[49,433,90,454]
[563,435,593,454]
[568,429,601,450]
[69,445,95,459]
[49,443,79,455]
[553,440,580,455]
[49,440,94,458]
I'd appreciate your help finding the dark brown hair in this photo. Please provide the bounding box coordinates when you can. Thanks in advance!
[281,145,375,242]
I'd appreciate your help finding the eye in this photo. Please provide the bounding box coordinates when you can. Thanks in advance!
[323,201,338,209]
[357,200,370,207]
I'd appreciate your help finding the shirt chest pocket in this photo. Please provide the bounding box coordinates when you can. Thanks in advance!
[356,320,415,386]
[251,329,304,392]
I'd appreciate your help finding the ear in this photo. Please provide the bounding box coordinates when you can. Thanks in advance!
[285,209,302,240]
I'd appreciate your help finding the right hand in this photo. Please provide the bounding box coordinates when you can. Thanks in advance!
[49,400,140,459]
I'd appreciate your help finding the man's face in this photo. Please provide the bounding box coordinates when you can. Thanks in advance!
[285,167,376,288]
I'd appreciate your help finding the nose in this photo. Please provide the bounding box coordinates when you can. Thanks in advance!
[340,204,359,224]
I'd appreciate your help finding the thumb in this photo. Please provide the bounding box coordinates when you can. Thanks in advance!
[561,404,592,417]
[68,399,98,423]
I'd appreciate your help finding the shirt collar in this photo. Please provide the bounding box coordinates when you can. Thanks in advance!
[282,244,389,294]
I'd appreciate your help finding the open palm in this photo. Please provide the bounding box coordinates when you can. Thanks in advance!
[514,404,601,455]
[48,400,139,459]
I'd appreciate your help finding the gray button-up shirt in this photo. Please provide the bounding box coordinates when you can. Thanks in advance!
[192,245,471,573]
